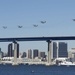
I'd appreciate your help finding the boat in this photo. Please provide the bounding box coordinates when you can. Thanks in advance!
[54,58,75,66]
[59,61,75,66]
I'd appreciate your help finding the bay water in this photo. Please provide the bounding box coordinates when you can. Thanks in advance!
[0,64,75,75]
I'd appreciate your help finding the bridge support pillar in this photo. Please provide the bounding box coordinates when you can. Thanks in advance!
[13,41,18,65]
[47,40,52,65]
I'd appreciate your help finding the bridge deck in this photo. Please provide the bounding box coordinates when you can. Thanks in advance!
[0,36,75,42]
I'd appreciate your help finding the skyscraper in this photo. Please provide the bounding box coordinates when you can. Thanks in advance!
[8,43,13,57]
[33,49,39,59]
[53,42,68,59]
[16,43,19,58]
[0,48,3,58]
[53,42,57,59]
[28,49,32,59]
[8,43,19,58]
[58,42,68,57]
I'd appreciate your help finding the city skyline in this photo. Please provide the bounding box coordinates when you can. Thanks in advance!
[0,41,70,54]
[0,40,74,53]
[0,41,70,64]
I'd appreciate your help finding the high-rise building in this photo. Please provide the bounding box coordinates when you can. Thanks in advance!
[58,42,68,57]
[16,43,19,58]
[53,42,68,59]
[53,42,57,59]
[28,49,32,59]
[33,49,39,59]
[0,48,3,58]
[8,43,13,57]
[40,52,45,58]
[8,43,19,58]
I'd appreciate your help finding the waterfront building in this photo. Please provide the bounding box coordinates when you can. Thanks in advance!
[39,51,47,61]
[8,43,13,57]
[68,48,75,62]
[40,52,45,58]
[21,52,27,58]
[33,49,39,59]
[28,49,32,59]
[53,42,68,59]
[53,42,57,59]
[16,43,19,58]
[3,53,7,57]
[0,48,3,59]
[59,42,68,57]
[8,43,19,58]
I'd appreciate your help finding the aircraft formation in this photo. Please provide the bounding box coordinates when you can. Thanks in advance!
[2,25,23,29]
[2,20,46,29]
[33,21,46,27]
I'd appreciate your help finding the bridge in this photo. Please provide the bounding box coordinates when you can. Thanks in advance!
[0,36,75,42]
[1,36,75,65]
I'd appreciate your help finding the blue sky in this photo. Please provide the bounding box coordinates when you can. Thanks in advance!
[0,0,75,53]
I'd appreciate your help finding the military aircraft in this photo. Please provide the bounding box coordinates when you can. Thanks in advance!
[3,26,7,29]
[41,21,46,24]
[18,25,23,28]
[33,24,38,27]
[73,19,75,21]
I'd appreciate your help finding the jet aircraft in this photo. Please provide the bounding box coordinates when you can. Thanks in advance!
[73,19,75,21]
[18,25,23,28]
[3,26,7,29]
[41,21,46,24]
[33,24,38,27]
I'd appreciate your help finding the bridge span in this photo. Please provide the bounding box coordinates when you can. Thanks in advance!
[1,36,75,65]
[0,36,75,42]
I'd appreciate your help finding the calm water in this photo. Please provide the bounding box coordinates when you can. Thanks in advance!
[0,64,75,75]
